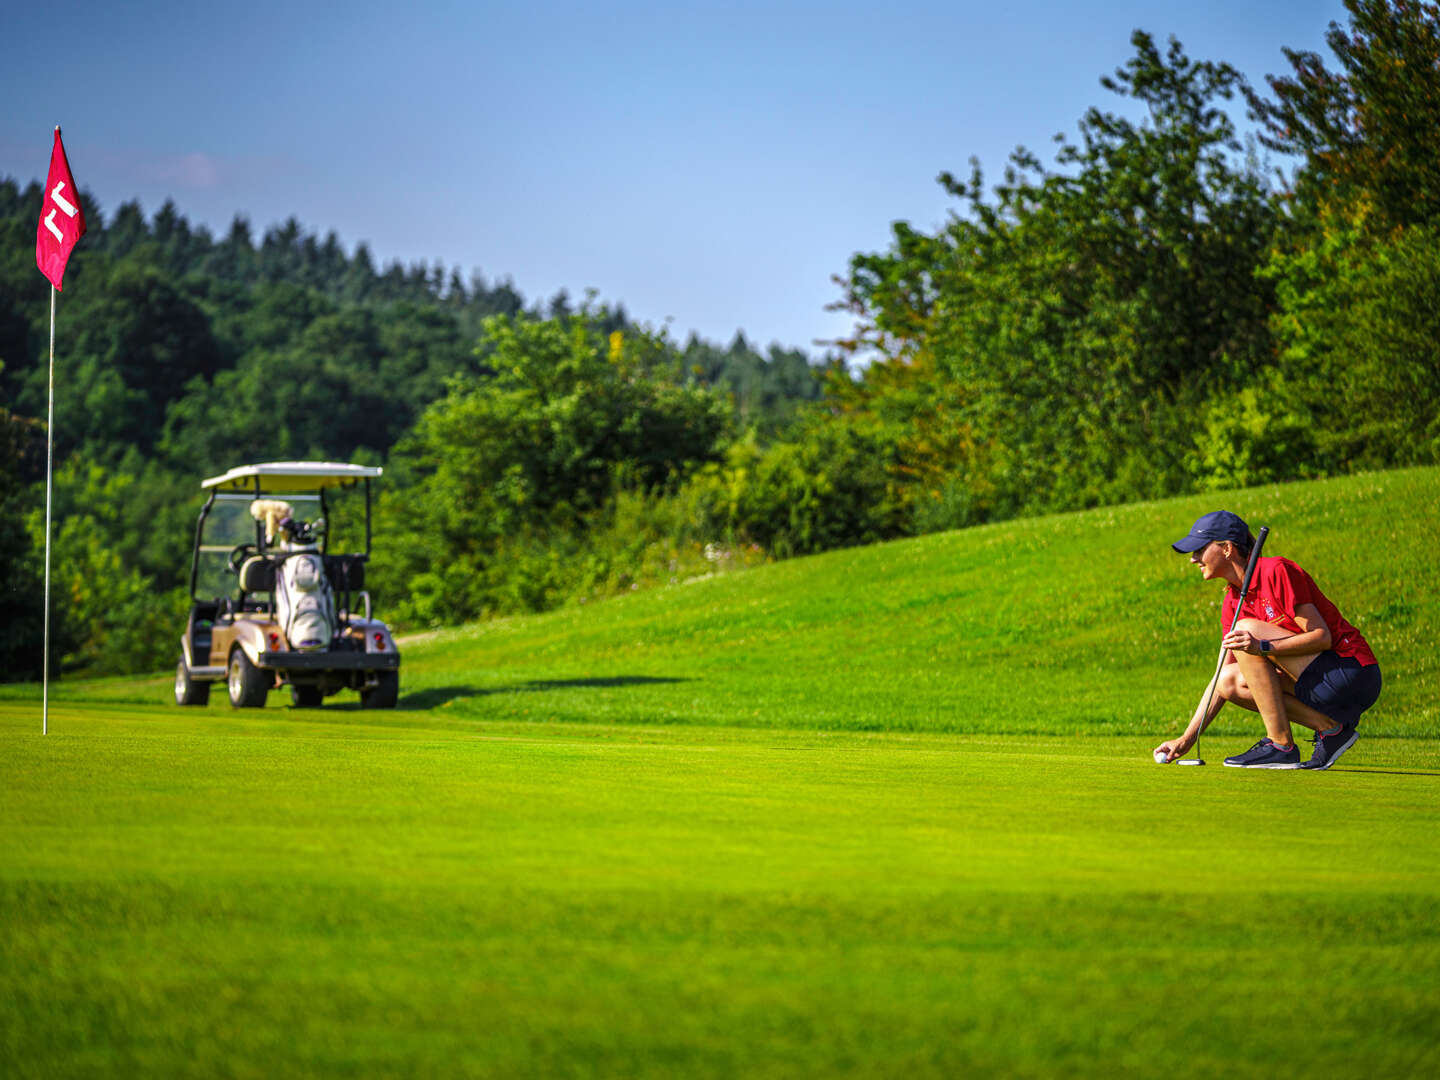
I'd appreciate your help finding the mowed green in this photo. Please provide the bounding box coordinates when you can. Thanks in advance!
[3,469,1439,1077]
[5,708,1439,1078]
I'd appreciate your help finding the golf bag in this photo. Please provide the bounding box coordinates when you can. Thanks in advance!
[275,519,336,651]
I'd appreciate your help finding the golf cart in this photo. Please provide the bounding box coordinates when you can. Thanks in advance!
[174,461,401,709]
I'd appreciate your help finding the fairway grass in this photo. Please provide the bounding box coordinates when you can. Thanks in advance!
[3,703,1439,1078]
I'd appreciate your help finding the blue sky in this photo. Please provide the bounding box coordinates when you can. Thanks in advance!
[2,1,1350,353]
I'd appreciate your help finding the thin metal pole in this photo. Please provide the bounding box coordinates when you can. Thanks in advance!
[43,285,56,734]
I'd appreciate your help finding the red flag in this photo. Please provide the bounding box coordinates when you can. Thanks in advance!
[35,128,87,291]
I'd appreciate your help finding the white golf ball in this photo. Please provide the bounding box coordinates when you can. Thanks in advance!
[1153,749,1169,764]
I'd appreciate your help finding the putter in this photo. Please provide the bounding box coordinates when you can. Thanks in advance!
[1183,525,1270,765]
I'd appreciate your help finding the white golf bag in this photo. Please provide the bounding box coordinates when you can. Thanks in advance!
[249,500,337,651]
[276,550,336,651]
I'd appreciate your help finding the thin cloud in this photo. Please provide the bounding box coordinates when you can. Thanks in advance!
[153,151,222,189]
[76,146,297,193]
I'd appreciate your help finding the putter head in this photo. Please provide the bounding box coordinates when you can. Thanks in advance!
[1177,758,1206,766]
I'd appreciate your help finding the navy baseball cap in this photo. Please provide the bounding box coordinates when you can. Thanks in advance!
[1172,510,1252,553]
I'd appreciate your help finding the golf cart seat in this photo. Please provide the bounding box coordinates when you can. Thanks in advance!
[325,554,366,592]
[239,554,277,594]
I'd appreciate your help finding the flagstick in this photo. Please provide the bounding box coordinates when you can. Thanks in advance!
[43,284,55,735]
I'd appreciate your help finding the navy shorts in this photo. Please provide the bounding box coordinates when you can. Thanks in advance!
[1293,652,1382,728]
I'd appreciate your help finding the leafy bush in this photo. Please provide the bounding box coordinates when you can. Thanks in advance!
[373,312,736,626]
[1188,385,1319,491]
[682,422,903,558]
[25,509,187,676]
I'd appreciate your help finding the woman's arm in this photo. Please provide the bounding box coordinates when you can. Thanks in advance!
[1223,602,1332,657]
[1155,656,1233,760]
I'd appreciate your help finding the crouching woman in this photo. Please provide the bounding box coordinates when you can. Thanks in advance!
[1155,511,1382,770]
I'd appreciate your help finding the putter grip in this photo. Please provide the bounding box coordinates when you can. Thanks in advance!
[1228,526,1270,633]
[1238,526,1269,596]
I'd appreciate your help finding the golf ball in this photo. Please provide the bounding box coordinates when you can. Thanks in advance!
[1153,749,1169,764]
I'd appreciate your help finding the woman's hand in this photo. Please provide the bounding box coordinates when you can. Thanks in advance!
[1223,627,1260,654]
[1153,733,1193,763]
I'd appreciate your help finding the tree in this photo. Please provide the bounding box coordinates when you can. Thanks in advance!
[836,31,1279,518]
[23,463,185,677]
[0,409,52,681]
[379,311,732,622]
[679,333,825,435]
[27,258,225,454]
[103,200,150,257]
[159,344,393,473]
[1250,0,1440,233]
[1250,0,1440,468]
[202,216,256,281]
[683,414,903,558]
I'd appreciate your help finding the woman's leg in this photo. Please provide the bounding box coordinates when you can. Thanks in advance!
[1218,619,1339,743]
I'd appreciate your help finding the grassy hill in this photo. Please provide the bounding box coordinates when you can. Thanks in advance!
[3,468,1437,1078]
[409,466,1435,736]
[27,465,1435,737]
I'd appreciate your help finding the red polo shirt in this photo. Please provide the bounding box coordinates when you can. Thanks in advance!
[1222,556,1377,666]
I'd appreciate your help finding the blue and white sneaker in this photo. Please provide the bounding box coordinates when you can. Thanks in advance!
[1301,724,1359,771]
[1223,738,1302,769]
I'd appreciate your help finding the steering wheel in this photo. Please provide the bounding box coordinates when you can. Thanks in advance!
[227,543,258,575]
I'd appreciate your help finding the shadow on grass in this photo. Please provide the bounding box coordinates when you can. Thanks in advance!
[388,676,694,712]
[391,687,480,710]
[516,677,694,691]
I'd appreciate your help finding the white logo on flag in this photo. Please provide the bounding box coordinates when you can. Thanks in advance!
[44,181,79,242]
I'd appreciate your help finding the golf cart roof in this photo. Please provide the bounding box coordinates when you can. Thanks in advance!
[201,461,383,494]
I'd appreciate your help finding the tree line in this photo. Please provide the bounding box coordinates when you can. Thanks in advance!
[0,171,824,676]
[3,0,1437,679]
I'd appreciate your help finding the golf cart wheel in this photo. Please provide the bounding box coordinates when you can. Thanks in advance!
[290,684,323,709]
[227,647,269,709]
[361,670,399,709]
[175,657,210,706]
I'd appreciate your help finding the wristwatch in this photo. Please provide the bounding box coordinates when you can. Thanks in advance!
[1259,640,1273,655]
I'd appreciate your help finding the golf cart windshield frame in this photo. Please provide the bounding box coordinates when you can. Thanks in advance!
[188,463,379,602]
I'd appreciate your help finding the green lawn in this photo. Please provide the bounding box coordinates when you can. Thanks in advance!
[4,705,1438,1078]
[3,469,1439,1076]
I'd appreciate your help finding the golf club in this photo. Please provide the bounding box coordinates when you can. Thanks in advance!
[1183,524,1270,765]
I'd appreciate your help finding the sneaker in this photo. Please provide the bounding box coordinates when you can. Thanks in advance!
[1223,738,1302,769]
[1301,724,1359,771]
